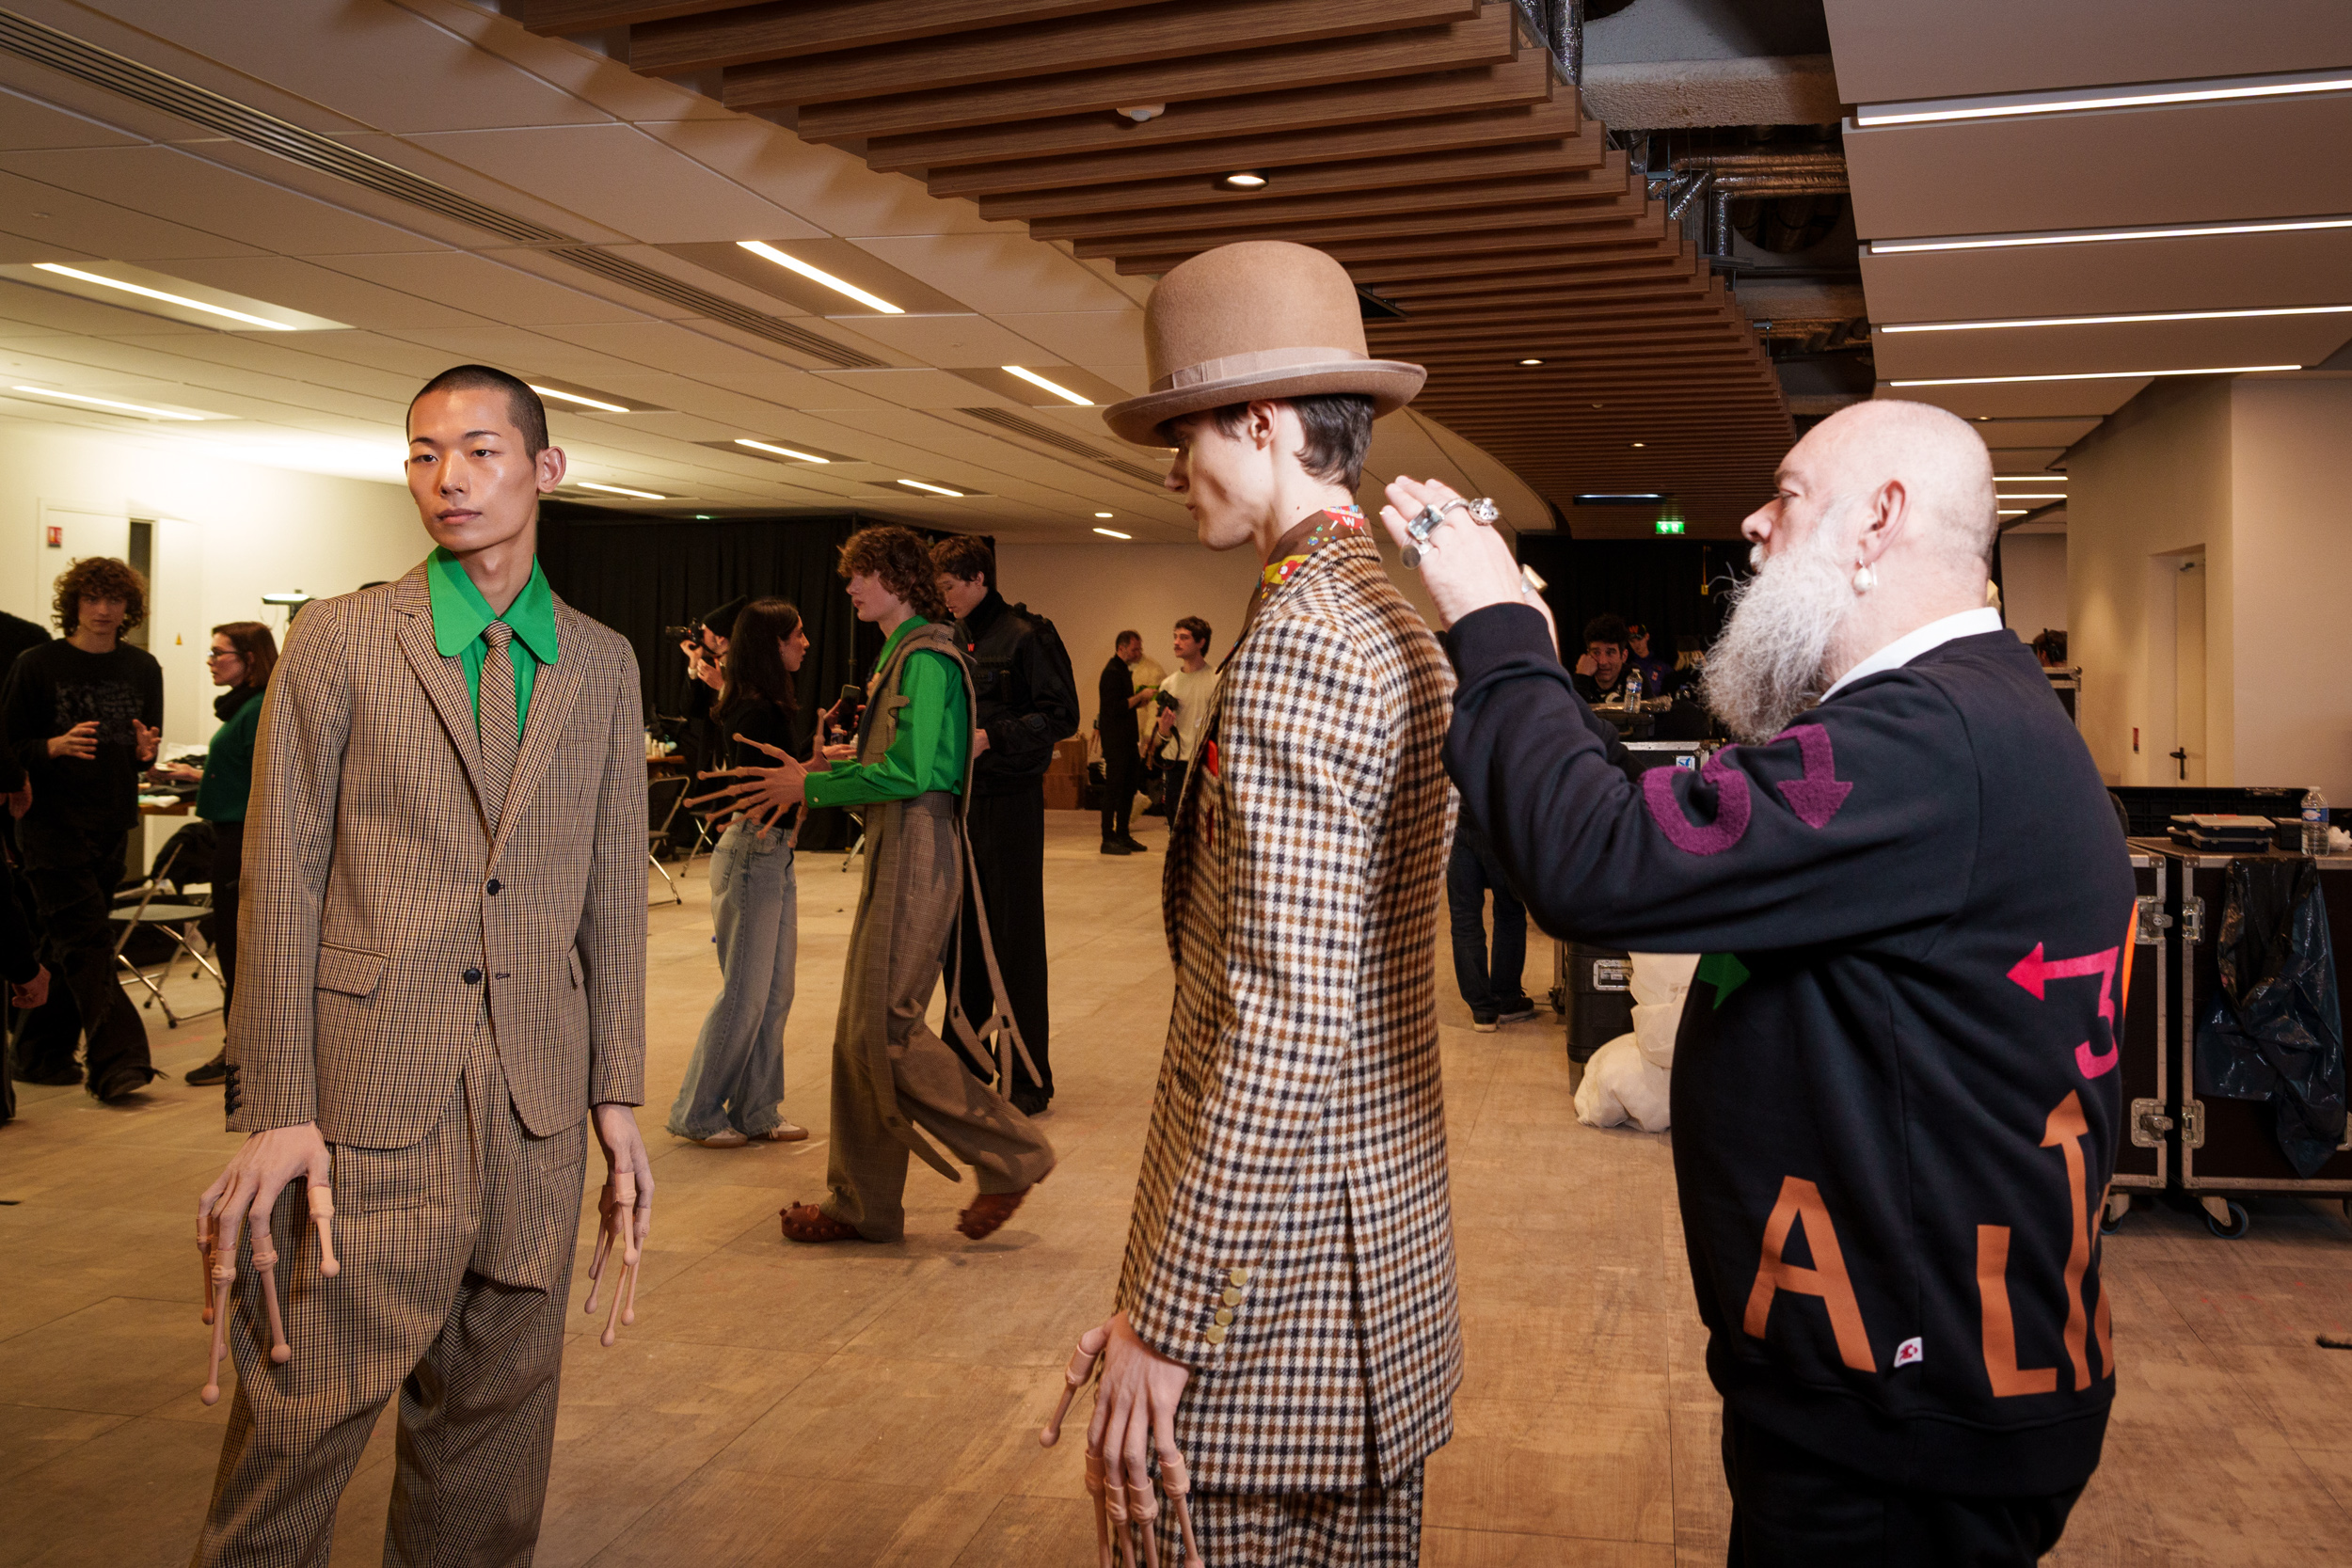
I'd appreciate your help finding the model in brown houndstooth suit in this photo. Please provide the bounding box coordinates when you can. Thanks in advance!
[195,562,647,1567]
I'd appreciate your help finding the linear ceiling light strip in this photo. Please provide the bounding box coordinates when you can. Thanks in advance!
[1881,303,2352,334]
[1870,215,2352,255]
[1857,67,2352,127]
[0,8,881,371]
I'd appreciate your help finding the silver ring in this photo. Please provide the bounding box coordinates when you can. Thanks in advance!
[1441,497,1501,525]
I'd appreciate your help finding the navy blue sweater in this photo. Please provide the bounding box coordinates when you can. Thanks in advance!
[1447,606,2133,1497]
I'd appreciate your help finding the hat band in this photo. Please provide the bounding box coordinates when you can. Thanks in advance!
[1153,345,1366,393]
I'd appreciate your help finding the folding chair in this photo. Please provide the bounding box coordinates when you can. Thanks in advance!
[647,772,691,906]
[111,836,224,1028]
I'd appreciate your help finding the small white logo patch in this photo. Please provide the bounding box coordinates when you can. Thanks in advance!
[1894,1337,1924,1369]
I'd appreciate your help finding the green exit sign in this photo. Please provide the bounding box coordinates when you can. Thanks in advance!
[1655,517,1686,535]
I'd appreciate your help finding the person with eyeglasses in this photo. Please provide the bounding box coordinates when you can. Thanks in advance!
[165,623,279,1087]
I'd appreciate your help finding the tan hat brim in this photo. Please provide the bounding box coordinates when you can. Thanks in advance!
[1101,360,1426,447]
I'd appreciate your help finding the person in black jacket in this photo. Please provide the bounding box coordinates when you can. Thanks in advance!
[1384,400,2131,1566]
[934,537,1079,1114]
[1,556,165,1101]
[1097,630,1152,854]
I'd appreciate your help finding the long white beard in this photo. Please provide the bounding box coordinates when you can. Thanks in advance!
[1701,520,1857,743]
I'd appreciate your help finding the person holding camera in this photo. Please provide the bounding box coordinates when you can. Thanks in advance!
[1152,616,1216,821]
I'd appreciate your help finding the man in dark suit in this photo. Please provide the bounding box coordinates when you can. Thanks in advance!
[1097,630,1151,855]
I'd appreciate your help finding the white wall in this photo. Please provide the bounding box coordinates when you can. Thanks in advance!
[0,415,429,752]
[2228,375,2352,801]
[998,531,1452,685]
[1996,531,2066,645]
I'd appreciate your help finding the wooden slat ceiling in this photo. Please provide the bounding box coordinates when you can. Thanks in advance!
[513,0,1790,536]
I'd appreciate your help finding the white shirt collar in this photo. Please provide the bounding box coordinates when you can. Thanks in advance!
[1821,608,2006,701]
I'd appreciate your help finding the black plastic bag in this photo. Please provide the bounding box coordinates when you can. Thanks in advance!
[2195,859,2346,1177]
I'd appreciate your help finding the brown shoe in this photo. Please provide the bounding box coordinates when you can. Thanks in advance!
[956,1187,1033,1241]
[780,1202,869,1244]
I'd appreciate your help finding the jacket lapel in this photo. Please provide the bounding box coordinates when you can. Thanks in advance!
[393,566,491,820]
[490,598,590,863]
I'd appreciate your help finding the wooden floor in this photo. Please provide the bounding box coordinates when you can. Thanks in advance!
[5,813,2352,1566]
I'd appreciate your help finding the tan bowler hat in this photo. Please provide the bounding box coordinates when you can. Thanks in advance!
[1101,241,1425,447]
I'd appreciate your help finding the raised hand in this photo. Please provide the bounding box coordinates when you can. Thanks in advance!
[196,1122,334,1405]
[684,735,807,837]
[1375,475,1529,631]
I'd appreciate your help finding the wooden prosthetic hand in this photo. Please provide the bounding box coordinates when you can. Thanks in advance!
[1040,1327,1201,1568]
[584,1168,641,1347]
[198,1184,338,1406]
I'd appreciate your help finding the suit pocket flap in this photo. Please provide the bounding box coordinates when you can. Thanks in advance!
[566,949,584,989]
[316,945,387,997]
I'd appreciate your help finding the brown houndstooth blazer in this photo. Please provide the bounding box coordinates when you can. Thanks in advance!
[229,563,647,1147]
[1116,531,1461,1494]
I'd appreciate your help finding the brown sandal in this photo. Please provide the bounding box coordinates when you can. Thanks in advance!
[780,1202,868,1244]
[956,1186,1032,1241]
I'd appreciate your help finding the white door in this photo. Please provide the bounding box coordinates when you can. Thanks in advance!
[2174,557,2206,785]
[26,505,131,626]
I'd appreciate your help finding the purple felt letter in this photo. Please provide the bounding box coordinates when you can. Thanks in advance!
[1645,751,1754,855]
[1772,724,1852,829]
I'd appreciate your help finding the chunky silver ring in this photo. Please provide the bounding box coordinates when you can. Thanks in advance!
[1403,503,1449,566]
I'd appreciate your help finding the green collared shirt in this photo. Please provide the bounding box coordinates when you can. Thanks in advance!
[804,617,967,810]
[426,546,559,739]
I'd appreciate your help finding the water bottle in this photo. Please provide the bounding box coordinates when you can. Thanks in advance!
[2303,786,2329,856]
[1624,667,1644,708]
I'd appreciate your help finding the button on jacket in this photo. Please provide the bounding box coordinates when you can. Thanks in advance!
[229,563,647,1148]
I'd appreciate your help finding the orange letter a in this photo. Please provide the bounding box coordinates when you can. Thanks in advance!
[1743,1176,1876,1371]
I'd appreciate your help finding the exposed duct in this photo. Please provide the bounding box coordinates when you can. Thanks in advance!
[1658,149,1848,263]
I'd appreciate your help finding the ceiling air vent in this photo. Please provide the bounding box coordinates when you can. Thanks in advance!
[548,247,881,369]
[957,407,1167,486]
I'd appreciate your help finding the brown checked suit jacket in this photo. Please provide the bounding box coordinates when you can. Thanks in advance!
[1116,531,1461,1494]
[229,564,647,1148]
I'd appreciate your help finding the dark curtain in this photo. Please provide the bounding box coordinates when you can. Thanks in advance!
[1515,535,1752,662]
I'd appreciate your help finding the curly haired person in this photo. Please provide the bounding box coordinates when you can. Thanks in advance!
[1,555,164,1101]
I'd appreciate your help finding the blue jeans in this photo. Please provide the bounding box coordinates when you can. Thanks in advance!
[669,821,798,1139]
[1448,831,1529,1014]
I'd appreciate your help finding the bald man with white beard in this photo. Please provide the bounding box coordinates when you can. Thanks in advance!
[1387,402,2133,1567]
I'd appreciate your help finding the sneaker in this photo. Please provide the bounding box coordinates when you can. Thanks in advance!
[1119,835,1151,853]
[752,1120,809,1142]
[1495,997,1539,1025]
[184,1052,230,1086]
[1470,1009,1499,1033]
[693,1129,750,1148]
[1100,840,1133,855]
[89,1065,158,1104]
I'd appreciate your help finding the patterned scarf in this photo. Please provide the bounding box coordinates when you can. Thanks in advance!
[1235,505,1367,649]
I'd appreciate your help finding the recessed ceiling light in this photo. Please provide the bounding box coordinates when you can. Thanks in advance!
[1518,357,1544,365]
[1216,171,1269,190]
[1890,364,2298,387]
[1002,365,1092,405]
[1630,441,1646,447]
[1094,511,1114,518]
[1870,215,2352,256]
[1856,67,2352,128]
[1591,403,1604,409]
[1883,303,2352,334]
[736,239,903,314]
[530,383,630,414]
[576,481,667,499]
[9,383,205,420]
[736,436,829,463]
[32,262,294,330]
[1092,527,1133,540]
[897,478,965,498]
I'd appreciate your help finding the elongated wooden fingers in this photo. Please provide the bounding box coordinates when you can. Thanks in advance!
[250,1232,291,1366]
[198,1238,215,1324]
[1126,1481,1161,1568]
[1084,1452,1113,1568]
[1160,1454,1203,1568]
[584,1179,618,1315]
[599,1172,639,1347]
[1041,1325,1109,1447]
[308,1185,340,1277]
[200,1248,233,1405]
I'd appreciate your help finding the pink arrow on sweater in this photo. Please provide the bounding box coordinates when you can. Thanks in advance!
[2009,942,2122,1077]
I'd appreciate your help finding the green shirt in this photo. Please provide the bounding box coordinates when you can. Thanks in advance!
[804,617,968,810]
[195,692,262,824]
[426,546,559,739]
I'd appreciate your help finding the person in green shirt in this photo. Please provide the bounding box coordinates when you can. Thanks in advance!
[170,621,279,1087]
[695,525,1055,1244]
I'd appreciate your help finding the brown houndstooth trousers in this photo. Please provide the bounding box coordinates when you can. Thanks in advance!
[195,1028,587,1568]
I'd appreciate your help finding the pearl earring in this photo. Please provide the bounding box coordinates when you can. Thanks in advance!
[1852,561,1878,595]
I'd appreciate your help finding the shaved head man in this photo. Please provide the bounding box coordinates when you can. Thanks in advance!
[1385,404,2132,1566]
